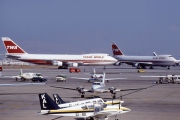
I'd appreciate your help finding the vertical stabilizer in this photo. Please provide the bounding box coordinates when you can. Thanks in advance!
[93,67,96,74]
[111,42,124,56]
[53,94,66,105]
[39,93,60,110]
[2,37,27,54]
[101,72,105,84]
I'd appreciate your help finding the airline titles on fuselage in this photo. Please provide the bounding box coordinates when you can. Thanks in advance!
[153,57,166,59]
[83,56,104,58]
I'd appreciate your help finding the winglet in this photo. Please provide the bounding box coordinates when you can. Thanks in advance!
[2,37,27,54]
[111,42,124,56]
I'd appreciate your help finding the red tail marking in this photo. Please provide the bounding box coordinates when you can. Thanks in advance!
[111,42,124,55]
[2,38,26,54]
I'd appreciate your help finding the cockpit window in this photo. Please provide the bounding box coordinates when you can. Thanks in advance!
[93,83,100,85]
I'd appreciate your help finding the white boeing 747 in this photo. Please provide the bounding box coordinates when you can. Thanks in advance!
[2,37,117,69]
[111,42,177,69]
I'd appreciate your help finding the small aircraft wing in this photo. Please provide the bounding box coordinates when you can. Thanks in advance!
[50,86,92,92]
[104,78,126,81]
[71,77,90,80]
[101,87,147,93]
[0,83,46,86]
[1,75,21,78]
[140,76,167,78]
[115,87,147,92]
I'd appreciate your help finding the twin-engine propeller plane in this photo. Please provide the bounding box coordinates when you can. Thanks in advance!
[2,37,117,69]
[52,93,122,108]
[71,68,126,82]
[39,93,131,120]
[51,73,146,99]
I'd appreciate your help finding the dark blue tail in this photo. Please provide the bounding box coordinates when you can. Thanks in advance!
[39,93,60,110]
[53,94,66,105]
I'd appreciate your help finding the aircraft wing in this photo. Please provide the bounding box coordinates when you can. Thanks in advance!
[141,76,168,78]
[104,78,126,81]
[50,86,92,92]
[1,75,20,78]
[0,83,46,86]
[71,77,90,80]
[115,87,147,92]
[101,87,147,93]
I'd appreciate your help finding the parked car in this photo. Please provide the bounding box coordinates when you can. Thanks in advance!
[32,77,47,82]
[56,75,67,82]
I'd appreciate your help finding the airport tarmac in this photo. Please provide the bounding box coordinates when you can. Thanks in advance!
[0,65,180,120]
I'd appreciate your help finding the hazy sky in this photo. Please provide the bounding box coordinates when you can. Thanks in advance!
[0,0,180,58]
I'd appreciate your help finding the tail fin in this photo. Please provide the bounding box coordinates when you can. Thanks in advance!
[19,69,23,75]
[101,72,105,84]
[93,67,96,74]
[153,52,157,56]
[111,42,124,56]
[53,94,66,105]
[2,37,27,54]
[39,93,60,110]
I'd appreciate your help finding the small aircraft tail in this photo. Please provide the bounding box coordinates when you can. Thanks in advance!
[19,69,23,76]
[101,73,105,84]
[39,93,60,111]
[93,68,96,74]
[2,37,27,54]
[111,42,124,56]
[53,94,66,105]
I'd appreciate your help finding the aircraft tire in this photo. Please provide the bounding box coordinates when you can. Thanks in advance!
[89,117,94,120]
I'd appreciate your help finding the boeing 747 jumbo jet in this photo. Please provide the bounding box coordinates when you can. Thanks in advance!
[2,37,117,69]
[111,42,177,69]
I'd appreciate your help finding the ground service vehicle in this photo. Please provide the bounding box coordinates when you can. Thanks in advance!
[69,68,81,73]
[56,75,67,82]
[32,77,47,82]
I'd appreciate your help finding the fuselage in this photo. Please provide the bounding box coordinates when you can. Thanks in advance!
[6,53,117,66]
[114,55,177,66]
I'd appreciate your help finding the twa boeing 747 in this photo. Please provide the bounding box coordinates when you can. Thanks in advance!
[2,37,117,68]
[111,42,177,69]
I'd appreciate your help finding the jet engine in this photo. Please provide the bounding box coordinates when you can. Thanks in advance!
[132,63,141,69]
[52,61,63,66]
[109,87,116,94]
[114,62,121,66]
[76,86,85,98]
[70,63,78,67]
[109,87,117,99]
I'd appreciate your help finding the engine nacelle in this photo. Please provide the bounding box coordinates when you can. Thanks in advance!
[52,61,63,66]
[114,62,121,66]
[76,86,85,93]
[133,63,139,67]
[109,87,116,94]
[70,63,78,67]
